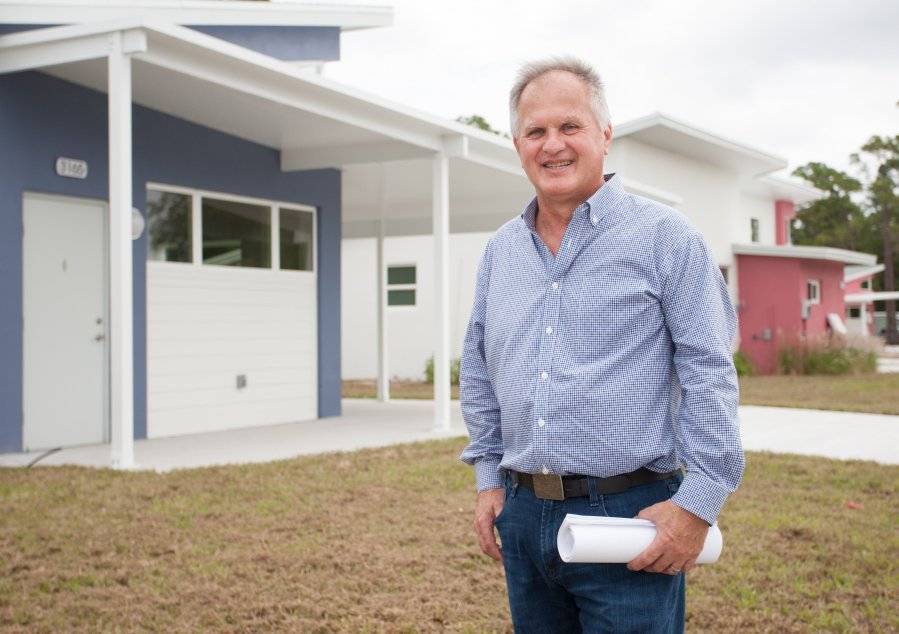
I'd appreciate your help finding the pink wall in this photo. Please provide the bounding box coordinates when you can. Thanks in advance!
[775,200,795,246]
[737,255,846,374]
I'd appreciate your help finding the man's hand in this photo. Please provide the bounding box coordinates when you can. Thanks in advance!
[627,500,709,575]
[474,488,505,562]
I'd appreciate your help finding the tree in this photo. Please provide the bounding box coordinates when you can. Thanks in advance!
[792,131,899,344]
[455,114,510,139]
[853,134,899,344]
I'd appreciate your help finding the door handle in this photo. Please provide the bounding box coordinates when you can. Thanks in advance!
[94,334,106,342]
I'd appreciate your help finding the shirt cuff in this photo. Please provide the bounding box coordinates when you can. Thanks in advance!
[670,470,731,525]
[474,456,504,491]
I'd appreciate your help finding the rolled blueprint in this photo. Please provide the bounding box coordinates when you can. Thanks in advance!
[557,514,723,564]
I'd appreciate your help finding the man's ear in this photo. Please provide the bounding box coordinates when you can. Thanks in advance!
[603,123,613,156]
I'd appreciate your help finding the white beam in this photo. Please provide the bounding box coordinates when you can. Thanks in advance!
[846,292,899,303]
[108,32,135,469]
[281,142,433,171]
[0,28,146,75]
[376,164,390,402]
[432,153,451,430]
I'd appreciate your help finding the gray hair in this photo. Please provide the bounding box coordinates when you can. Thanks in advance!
[509,56,610,137]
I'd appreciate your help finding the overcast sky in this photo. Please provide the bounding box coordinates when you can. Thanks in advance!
[325,0,899,177]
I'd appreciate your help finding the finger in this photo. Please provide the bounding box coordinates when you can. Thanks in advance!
[628,542,664,571]
[647,553,678,574]
[475,516,502,561]
[682,558,698,573]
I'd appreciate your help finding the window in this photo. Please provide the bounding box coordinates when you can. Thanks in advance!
[387,265,416,306]
[807,279,820,305]
[147,185,316,272]
[750,218,760,243]
[147,189,192,262]
[202,197,271,268]
[861,280,871,290]
[279,207,314,271]
[848,307,861,319]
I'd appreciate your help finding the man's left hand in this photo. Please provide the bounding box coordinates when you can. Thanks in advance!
[627,500,708,575]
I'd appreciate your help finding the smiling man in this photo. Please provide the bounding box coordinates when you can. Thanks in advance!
[459,57,744,633]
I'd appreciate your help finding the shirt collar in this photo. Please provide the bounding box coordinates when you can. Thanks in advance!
[521,173,621,231]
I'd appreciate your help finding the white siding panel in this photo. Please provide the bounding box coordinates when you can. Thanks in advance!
[147,262,317,438]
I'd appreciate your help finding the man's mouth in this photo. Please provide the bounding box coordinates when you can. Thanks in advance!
[542,160,574,170]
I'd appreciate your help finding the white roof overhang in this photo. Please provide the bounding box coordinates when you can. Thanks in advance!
[732,243,878,266]
[845,264,885,283]
[742,174,823,205]
[0,0,393,31]
[616,113,787,178]
[846,291,899,304]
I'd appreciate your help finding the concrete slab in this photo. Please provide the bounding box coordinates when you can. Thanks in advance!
[0,399,467,472]
[1,400,896,471]
[739,405,899,464]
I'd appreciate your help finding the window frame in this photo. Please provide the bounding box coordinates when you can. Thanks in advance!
[806,279,821,305]
[386,263,417,308]
[146,182,316,274]
[750,217,760,243]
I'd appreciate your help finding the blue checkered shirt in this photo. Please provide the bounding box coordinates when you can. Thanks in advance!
[459,174,743,524]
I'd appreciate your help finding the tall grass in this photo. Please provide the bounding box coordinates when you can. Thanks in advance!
[778,334,880,375]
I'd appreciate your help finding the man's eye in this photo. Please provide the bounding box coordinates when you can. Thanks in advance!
[562,124,580,132]
[527,129,543,138]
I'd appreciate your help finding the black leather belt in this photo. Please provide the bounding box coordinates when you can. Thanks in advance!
[511,468,679,501]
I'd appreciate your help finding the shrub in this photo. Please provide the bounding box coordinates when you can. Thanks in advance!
[424,355,461,385]
[777,335,878,376]
[732,350,754,377]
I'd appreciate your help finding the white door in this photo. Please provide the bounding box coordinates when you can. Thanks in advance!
[23,193,108,450]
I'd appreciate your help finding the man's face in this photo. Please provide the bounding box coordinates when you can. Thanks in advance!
[513,71,612,209]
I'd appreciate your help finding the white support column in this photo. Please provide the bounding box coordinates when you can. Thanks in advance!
[432,153,451,430]
[108,32,135,469]
[376,164,390,401]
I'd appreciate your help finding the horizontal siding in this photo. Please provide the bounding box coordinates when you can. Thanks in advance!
[147,262,317,438]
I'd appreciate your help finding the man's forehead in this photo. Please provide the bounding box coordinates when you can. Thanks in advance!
[520,70,589,99]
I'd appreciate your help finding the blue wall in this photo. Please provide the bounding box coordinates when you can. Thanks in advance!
[0,25,340,61]
[189,26,339,61]
[0,71,342,453]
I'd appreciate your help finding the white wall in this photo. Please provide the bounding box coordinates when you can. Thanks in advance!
[147,262,317,437]
[341,232,492,380]
[608,138,741,267]
[736,192,776,245]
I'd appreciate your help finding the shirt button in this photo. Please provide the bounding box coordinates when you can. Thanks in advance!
[551,281,559,290]
[545,326,553,335]
[541,465,550,475]
[538,418,546,427]
[540,371,548,380]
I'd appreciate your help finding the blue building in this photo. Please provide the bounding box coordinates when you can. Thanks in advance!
[0,1,524,465]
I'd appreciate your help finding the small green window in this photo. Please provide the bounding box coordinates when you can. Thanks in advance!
[387,265,416,306]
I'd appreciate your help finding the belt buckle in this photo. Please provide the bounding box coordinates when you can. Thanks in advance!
[532,473,565,500]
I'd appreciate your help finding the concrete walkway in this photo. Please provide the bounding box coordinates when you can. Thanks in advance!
[0,400,896,471]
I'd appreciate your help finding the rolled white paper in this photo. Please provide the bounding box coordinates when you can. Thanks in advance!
[557,514,723,564]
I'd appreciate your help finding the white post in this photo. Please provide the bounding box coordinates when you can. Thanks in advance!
[376,164,390,401]
[108,32,135,469]
[432,153,451,430]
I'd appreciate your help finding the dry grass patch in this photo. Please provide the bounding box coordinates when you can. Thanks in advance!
[739,374,899,415]
[344,375,899,416]
[1,443,897,632]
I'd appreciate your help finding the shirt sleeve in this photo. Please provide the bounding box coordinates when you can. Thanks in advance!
[458,242,504,491]
[660,229,745,524]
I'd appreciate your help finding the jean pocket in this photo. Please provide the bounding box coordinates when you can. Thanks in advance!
[665,472,683,497]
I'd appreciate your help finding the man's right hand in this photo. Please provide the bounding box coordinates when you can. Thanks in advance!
[474,487,505,562]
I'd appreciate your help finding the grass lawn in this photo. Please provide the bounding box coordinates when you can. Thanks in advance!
[343,374,899,415]
[1,442,897,632]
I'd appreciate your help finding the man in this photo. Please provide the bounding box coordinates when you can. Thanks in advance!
[459,57,744,633]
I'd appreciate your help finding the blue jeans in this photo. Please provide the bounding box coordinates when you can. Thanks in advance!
[494,471,685,633]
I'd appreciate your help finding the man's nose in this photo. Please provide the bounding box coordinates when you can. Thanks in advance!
[542,129,565,154]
